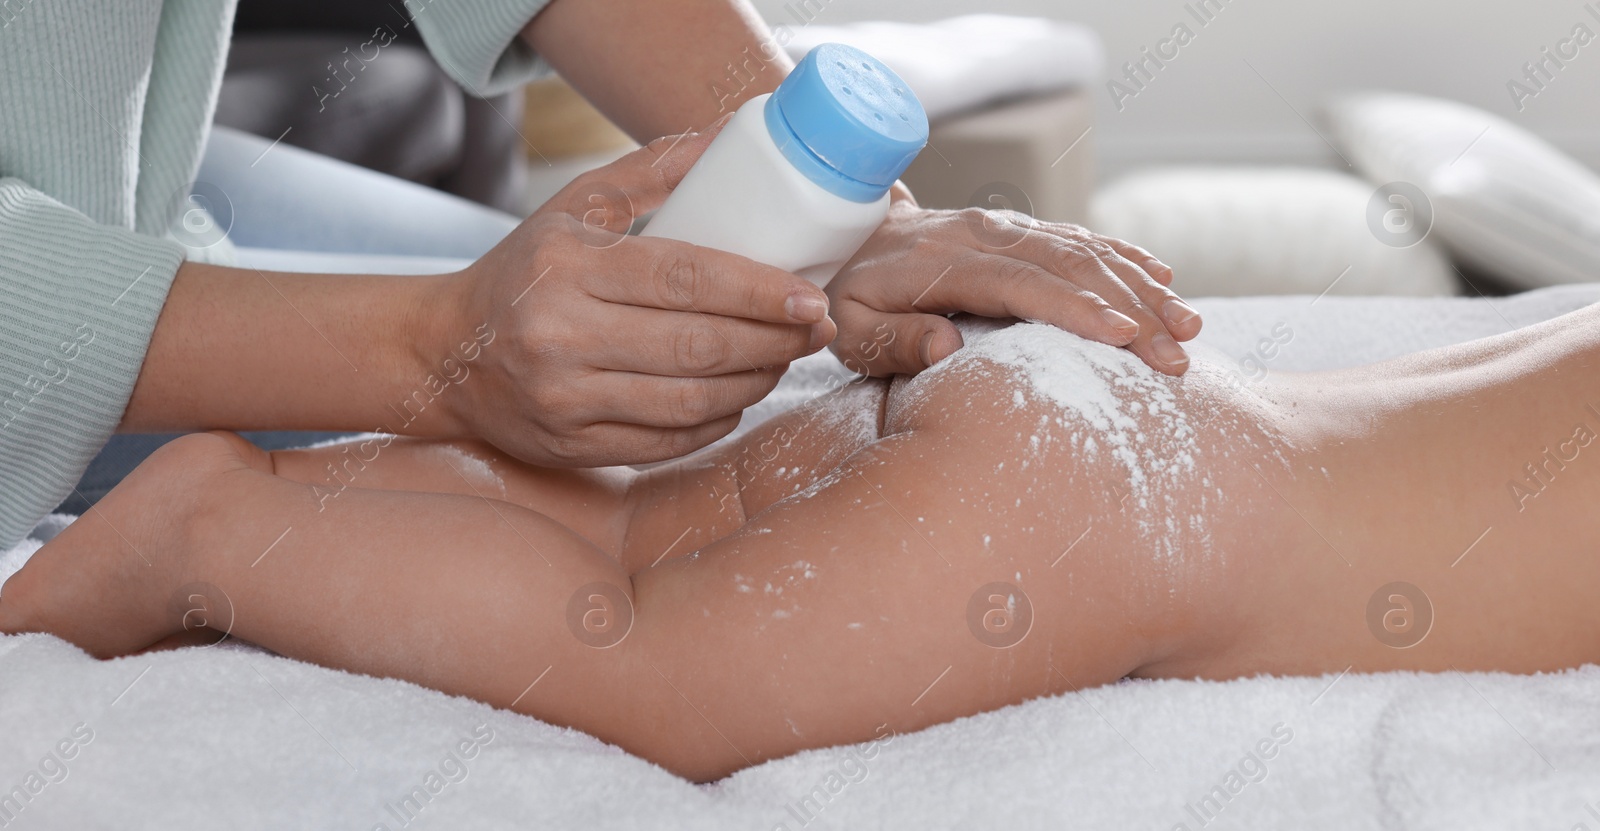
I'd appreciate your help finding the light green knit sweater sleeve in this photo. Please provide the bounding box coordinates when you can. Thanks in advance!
[410,0,556,97]
[0,179,185,548]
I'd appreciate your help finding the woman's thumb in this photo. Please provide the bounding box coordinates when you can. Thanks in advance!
[640,111,735,197]
[833,306,965,377]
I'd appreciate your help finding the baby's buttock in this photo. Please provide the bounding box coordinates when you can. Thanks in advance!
[866,320,1600,681]
[874,323,1320,659]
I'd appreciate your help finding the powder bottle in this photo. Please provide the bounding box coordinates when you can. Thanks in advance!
[641,43,929,283]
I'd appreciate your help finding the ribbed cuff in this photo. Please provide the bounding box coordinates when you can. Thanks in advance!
[0,179,185,547]
[411,0,555,97]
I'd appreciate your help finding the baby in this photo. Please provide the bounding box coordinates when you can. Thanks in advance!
[7,309,1600,782]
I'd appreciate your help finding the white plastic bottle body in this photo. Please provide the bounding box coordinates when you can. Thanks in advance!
[640,94,890,285]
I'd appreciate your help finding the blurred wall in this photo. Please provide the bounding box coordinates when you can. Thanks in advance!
[748,0,1600,178]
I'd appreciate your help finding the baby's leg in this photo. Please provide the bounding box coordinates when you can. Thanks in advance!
[257,375,892,574]
[2,357,1179,782]
[266,436,637,559]
[0,433,624,709]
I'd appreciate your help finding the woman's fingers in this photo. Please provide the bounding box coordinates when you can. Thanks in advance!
[1079,237,1200,341]
[1014,228,1199,338]
[588,305,825,376]
[588,231,831,326]
[822,202,1192,379]
[979,254,1195,374]
[1102,236,1176,287]
[838,252,1147,375]
[898,245,1192,375]
[1024,237,1194,374]
[827,303,965,376]
[593,366,789,429]
[966,216,1199,343]
[1056,238,1201,348]
[572,413,748,466]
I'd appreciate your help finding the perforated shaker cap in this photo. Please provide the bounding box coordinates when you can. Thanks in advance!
[764,43,929,202]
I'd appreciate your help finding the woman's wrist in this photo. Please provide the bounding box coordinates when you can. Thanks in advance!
[399,268,486,440]
[123,261,471,437]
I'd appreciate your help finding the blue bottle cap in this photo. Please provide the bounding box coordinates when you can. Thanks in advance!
[765,43,929,203]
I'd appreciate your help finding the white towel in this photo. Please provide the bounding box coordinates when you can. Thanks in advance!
[781,15,1103,121]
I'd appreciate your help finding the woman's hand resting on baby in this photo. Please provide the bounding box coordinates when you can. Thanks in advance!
[827,187,1202,376]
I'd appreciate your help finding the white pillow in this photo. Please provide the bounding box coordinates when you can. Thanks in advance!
[1324,92,1600,289]
[1090,167,1457,298]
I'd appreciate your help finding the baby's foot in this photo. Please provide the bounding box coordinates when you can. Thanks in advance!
[0,432,267,657]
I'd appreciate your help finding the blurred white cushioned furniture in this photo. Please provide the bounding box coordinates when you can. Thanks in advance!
[1090,167,1457,297]
[786,15,1102,224]
[782,15,1102,122]
[1324,92,1600,289]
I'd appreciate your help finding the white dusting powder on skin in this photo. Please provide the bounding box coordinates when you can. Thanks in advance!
[781,560,817,580]
[915,318,1220,571]
[426,444,506,499]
